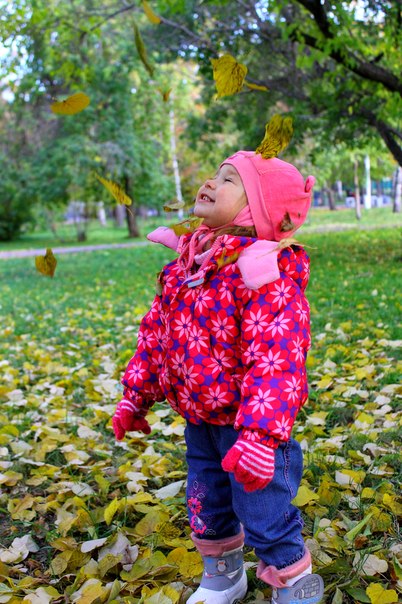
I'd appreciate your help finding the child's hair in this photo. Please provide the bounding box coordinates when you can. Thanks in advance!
[211,225,257,241]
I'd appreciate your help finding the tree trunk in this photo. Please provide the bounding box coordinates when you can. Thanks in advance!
[169,102,184,219]
[393,167,402,213]
[364,154,372,209]
[323,182,336,210]
[123,175,140,237]
[354,160,361,220]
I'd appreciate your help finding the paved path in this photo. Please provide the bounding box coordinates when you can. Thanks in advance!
[0,223,400,260]
[0,240,150,260]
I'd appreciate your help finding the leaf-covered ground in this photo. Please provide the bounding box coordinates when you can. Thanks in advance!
[0,229,401,604]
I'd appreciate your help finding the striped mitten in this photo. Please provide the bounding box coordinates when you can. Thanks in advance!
[222,438,276,492]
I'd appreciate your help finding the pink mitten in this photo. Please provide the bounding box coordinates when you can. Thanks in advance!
[112,398,151,440]
[222,438,275,492]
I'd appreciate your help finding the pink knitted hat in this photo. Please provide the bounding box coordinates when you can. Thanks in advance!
[222,151,315,241]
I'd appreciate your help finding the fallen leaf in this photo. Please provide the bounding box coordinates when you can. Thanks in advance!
[366,582,398,603]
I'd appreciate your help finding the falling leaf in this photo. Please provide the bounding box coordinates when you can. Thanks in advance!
[143,0,161,24]
[244,81,269,92]
[366,583,398,604]
[35,248,57,277]
[163,199,185,212]
[171,217,203,236]
[158,87,172,102]
[133,20,154,76]
[95,173,132,206]
[255,114,294,159]
[50,92,90,115]
[211,54,247,98]
[216,250,240,270]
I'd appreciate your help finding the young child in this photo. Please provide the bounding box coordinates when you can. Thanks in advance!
[112,124,324,604]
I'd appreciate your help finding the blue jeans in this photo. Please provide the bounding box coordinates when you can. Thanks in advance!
[185,421,305,570]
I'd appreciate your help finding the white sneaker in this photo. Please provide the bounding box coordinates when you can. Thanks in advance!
[187,566,248,604]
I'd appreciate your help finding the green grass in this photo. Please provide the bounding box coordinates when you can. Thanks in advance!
[302,205,402,230]
[1,228,400,344]
[0,217,175,251]
[0,206,401,251]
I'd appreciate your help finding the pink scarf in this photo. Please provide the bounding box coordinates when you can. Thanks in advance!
[177,205,255,275]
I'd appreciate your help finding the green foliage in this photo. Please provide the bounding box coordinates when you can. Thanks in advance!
[0,152,34,240]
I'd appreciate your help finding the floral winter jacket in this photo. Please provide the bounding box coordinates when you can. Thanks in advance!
[121,233,311,447]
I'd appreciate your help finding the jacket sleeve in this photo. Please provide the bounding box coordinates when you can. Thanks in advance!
[121,294,166,410]
[235,278,311,447]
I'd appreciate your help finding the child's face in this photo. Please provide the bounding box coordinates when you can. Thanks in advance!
[193,164,247,228]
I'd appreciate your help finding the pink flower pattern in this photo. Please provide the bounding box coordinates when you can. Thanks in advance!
[121,235,311,445]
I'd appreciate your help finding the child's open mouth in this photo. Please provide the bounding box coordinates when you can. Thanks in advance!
[199,194,214,203]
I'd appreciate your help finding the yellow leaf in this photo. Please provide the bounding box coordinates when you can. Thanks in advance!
[134,509,170,536]
[292,485,319,507]
[361,487,376,500]
[158,87,172,102]
[317,479,341,507]
[366,583,398,604]
[104,498,120,526]
[211,54,247,98]
[244,81,269,92]
[71,579,107,604]
[355,412,374,425]
[163,199,185,212]
[0,471,23,486]
[315,375,333,390]
[95,173,132,206]
[133,20,154,76]
[171,217,203,236]
[50,92,90,115]
[255,114,294,159]
[335,469,366,487]
[167,547,203,579]
[382,493,402,515]
[50,550,74,575]
[143,0,161,24]
[98,553,122,578]
[35,248,57,278]
[8,495,36,521]
[216,250,240,270]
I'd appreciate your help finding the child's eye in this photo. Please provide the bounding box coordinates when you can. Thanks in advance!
[224,178,233,183]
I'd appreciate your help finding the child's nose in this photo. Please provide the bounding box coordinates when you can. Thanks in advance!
[205,178,216,189]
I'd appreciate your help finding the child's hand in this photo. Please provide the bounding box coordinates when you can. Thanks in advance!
[222,438,275,492]
[112,398,151,440]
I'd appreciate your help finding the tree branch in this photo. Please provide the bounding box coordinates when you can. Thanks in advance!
[360,107,402,165]
[293,0,402,96]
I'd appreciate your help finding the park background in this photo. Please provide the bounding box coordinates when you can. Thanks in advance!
[0,1,401,603]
